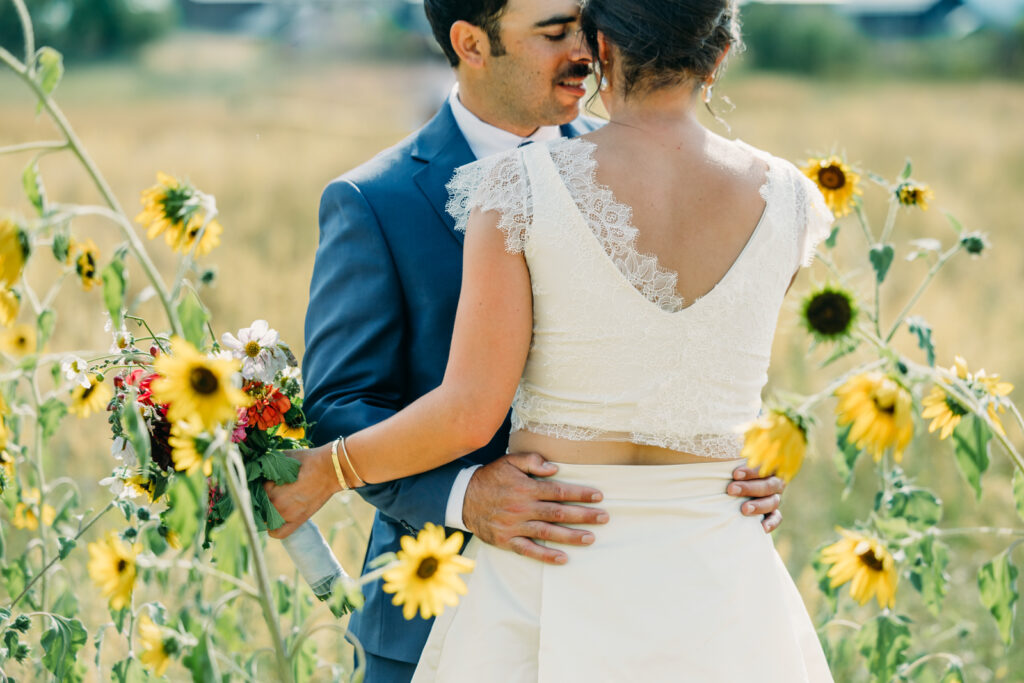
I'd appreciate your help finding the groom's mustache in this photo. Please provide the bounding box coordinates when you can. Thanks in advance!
[557,63,593,82]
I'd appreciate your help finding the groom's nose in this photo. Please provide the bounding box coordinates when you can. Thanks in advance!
[568,33,592,66]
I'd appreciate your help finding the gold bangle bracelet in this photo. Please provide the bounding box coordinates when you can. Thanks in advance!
[330,437,349,492]
[338,435,367,487]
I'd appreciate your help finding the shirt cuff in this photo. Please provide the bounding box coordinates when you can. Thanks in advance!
[444,465,483,532]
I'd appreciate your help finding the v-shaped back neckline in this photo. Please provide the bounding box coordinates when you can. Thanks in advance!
[536,137,773,316]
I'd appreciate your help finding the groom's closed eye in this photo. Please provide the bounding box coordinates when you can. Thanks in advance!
[534,14,579,41]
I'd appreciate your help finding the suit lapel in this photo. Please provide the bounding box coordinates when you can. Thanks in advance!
[411,102,476,246]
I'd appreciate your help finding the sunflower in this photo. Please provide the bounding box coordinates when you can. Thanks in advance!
[87,531,141,610]
[0,288,18,326]
[382,523,475,620]
[820,528,898,608]
[0,323,36,356]
[0,218,28,287]
[69,374,113,418]
[921,385,968,440]
[801,284,859,343]
[73,239,102,291]
[12,487,56,530]
[895,182,934,210]
[136,172,194,244]
[137,612,172,677]
[803,156,862,217]
[277,422,305,440]
[151,337,250,430]
[740,410,808,482]
[172,214,222,256]
[834,371,914,463]
[168,420,213,477]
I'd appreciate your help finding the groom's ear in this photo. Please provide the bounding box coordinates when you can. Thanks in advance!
[450,20,489,69]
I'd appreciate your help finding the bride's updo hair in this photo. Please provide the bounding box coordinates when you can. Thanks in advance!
[580,0,742,97]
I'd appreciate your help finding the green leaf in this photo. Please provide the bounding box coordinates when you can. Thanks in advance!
[258,450,300,485]
[250,480,285,531]
[40,614,87,680]
[210,512,247,583]
[1013,469,1024,523]
[906,316,935,367]
[37,309,56,349]
[101,259,126,327]
[811,548,839,616]
[978,549,1019,645]
[121,395,151,469]
[952,416,991,501]
[177,289,210,348]
[869,244,895,284]
[855,614,911,683]
[35,47,64,99]
[833,424,860,496]
[111,657,146,683]
[899,158,913,180]
[945,211,964,235]
[164,471,203,547]
[824,225,840,249]
[22,159,46,216]
[906,535,950,615]
[51,228,70,264]
[940,662,965,682]
[57,536,75,560]
[38,397,67,441]
[883,486,942,531]
[274,576,293,614]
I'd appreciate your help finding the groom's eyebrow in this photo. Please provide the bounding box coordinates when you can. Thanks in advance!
[533,14,577,28]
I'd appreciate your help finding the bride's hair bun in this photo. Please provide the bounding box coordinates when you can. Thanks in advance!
[581,0,742,96]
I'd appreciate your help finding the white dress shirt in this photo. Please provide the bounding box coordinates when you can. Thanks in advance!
[443,84,564,531]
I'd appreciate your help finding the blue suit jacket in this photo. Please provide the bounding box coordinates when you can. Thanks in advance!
[303,101,599,664]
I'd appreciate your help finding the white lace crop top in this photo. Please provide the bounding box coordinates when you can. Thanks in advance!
[446,138,833,459]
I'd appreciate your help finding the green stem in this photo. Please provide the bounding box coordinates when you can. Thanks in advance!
[12,0,34,66]
[32,377,48,610]
[0,140,67,156]
[885,245,961,343]
[135,557,260,598]
[6,500,115,609]
[900,653,962,678]
[933,527,1024,539]
[0,46,183,339]
[878,199,899,248]
[124,315,170,354]
[853,203,874,245]
[221,446,294,683]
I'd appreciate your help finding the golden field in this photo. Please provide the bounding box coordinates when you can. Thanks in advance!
[1,35,1023,680]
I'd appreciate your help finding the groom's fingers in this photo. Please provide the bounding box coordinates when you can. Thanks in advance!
[533,502,608,526]
[522,521,596,547]
[507,537,569,565]
[504,451,560,477]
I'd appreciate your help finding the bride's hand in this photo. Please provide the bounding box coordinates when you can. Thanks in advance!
[264,444,341,539]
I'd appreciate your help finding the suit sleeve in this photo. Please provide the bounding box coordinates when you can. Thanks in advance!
[303,179,464,532]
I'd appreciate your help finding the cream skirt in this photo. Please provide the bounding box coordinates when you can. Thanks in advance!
[412,459,833,682]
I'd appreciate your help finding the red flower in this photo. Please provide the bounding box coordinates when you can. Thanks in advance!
[245,382,291,431]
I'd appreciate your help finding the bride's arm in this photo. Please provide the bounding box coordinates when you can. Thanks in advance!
[340,206,532,484]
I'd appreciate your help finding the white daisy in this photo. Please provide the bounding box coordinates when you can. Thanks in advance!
[221,320,286,383]
[62,356,92,389]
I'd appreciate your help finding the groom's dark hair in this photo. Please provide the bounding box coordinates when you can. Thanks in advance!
[424,0,510,67]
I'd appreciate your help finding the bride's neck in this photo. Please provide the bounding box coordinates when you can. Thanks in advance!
[603,85,703,137]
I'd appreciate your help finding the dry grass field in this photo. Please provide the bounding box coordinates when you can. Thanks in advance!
[1,34,1023,679]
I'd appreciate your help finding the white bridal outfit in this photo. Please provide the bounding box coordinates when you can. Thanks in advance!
[412,138,835,682]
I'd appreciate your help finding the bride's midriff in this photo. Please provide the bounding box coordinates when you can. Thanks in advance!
[507,429,720,466]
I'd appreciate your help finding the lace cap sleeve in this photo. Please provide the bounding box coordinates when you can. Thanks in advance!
[445,148,532,254]
[793,167,835,269]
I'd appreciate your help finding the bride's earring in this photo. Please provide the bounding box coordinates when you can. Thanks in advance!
[701,81,714,104]
[599,75,609,92]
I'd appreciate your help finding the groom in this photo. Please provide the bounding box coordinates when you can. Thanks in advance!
[277,0,787,680]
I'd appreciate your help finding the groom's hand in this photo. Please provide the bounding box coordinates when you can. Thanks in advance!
[462,453,608,566]
[728,466,785,533]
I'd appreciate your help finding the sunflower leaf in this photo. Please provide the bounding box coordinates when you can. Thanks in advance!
[38,397,67,441]
[833,424,860,496]
[1013,470,1024,523]
[177,289,210,348]
[945,212,965,235]
[164,471,203,547]
[941,662,966,683]
[37,308,56,348]
[824,225,840,249]
[34,47,64,102]
[869,244,895,284]
[22,158,46,216]
[855,613,911,683]
[101,259,126,328]
[40,613,87,681]
[906,316,935,367]
[978,549,1019,645]
[120,395,151,470]
[906,535,950,616]
[811,548,839,615]
[952,416,990,501]
[258,450,300,485]
[899,158,913,180]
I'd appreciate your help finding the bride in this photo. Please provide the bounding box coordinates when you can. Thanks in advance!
[273,0,834,679]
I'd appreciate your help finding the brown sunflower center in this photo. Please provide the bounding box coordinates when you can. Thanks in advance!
[81,383,95,400]
[15,335,27,348]
[244,341,262,358]
[944,395,969,417]
[857,547,885,572]
[416,556,439,579]
[805,291,853,336]
[116,558,128,573]
[189,366,220,395]
[818,165,846,190]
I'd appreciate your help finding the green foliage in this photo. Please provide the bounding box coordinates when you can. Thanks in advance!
[40,614,87,681]
[906,317,935,367]
[906,536,950,616]
[952,416,991,501]
[870,244,895,284]
[0,0,178,61]
[177,288,209,348]
[36,308,55,348]
[740,4,868,77]
[164,470,204,547]
[856,614,912,683]
[1014,470,1024,523]
[22,158,46,216]
[978,550,1019,645]
[38,396,66,441]
[101,258,126,326]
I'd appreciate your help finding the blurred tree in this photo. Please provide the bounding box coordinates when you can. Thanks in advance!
[740,4,870,77]
[0,0,178,60]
